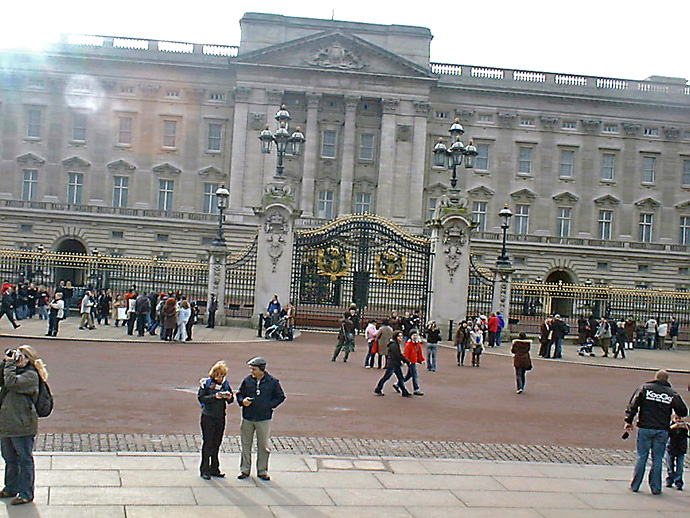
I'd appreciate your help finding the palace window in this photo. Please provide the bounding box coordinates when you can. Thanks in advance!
[72,112,87,142]
[601,153,616,180]
[317,190,334,219]
[475,144,489,171]
[477,113,493,123]
[163,120,177,148]
[642,156,656,183]
[514,204,530,234]
[354,192,371,214]
[428,197,438,221]
[472,201,487,231]
[21,170,38,201]
[559,150,575,178]
[158,179,174,211]
[359,134,375,161]
[518,147,533,175]
[67,173,83,204]
[203,183,220,214]
[598,210,612,240]
[207,123,223,152]
[638,213,654,242]
[321,130,337,159]
[112,176,129,208]
[557,207,571,237]
[562,120,577,130]
[680,216,690,245]
[603,123,618,133]
[118,117,133,145]
[682,159,690,186]
[27,108,41,138]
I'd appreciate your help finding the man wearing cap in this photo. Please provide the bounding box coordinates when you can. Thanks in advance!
[236,357,286,481]
[625,370,688,494]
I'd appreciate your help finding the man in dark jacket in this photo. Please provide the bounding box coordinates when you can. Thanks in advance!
[206,294,218,329]
[0,288,20,329]
[236,357,285,481]
[332,312,355,362]
[134,292,151,337]
[374,331,412,397]
[625,370,688,494]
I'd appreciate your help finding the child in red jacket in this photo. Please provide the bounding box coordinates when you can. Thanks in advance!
[394,329,425,396]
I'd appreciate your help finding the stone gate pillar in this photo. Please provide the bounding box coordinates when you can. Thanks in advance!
[491,265,515,329]
[427,212,473,339]
[253,182,301,323]
[207,244,228,326]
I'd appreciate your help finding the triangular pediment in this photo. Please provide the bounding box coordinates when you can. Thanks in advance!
[16,152,45,166]
[353,177,377,192]
[424,182,449,195]
[467,185,495,199]
[593,194,620,207]
[510,188,537,202]
[62,156,91,170]
[634,197,661,210]
[107,159,137,172]
[552,191,579,205]
[197,166,226,179]
[152,163,182,175]
[675,201,690,212]
[235,31,434,79]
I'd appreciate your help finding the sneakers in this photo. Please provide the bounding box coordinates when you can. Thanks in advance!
[237,472,250,480]
[392,383,401,393]
[401,393,413,398]
[374,391,384,396]
[0,490,15,498]
[413,391,424,396]
[210,472,225,478]
[517,389,523,394]
[10,497,31,505]
[257,473,271,481]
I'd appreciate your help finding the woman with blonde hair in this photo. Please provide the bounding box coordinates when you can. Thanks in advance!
[197,360,233,479]
[0,344,48,505]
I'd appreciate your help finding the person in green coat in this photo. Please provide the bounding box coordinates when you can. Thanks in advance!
[0,344,47,505]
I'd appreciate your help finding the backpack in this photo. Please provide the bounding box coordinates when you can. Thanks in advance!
[35,377,54,418]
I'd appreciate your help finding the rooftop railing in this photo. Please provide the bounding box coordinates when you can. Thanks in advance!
[63,34,239,58]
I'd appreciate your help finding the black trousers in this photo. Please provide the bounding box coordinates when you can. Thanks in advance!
[200,414,225,476]
[0,308,19,328]
[207,311,215,328]
[47,315,60,336]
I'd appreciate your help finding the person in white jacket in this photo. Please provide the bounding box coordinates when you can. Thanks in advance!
[175,300,191,341]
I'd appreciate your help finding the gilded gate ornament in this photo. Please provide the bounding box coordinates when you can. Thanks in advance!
[317,245,351,281]
[376,247,406,285]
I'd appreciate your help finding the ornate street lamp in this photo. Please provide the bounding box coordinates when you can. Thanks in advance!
[212,185,230,246]
[496,205,513,267]
[432,118,478,189]
[259,105,306,177]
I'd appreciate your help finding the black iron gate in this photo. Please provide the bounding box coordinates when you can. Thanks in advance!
[291,215,433,329]
[467,254,494,317]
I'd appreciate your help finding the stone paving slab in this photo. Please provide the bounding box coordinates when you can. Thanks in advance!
[126,507,276,518]
[0,506,126,518]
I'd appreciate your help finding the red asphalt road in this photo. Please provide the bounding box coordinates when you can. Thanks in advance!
[1,333,688,451]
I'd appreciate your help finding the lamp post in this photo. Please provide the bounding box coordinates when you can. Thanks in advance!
[259,105,306,178]
[432,118,478,191]
[212,185,230,246]
[496,205,513,267]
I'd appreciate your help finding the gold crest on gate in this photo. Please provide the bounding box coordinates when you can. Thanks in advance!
[317,245,351,281]
[376,247,406,284]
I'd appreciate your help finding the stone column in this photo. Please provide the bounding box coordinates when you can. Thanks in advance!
[491,265,515,326]
[253,201,299,324]
[427,213,473,339]
[410,101,430,224]
[338,95,359,216]
[229,86,252,211]
[299,93,321,217]
[207,244,228,326]
[375,98,399,219]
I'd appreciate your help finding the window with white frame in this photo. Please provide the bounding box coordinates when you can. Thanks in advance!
[514,204,530,234]
[477,113,493,123]
[557,207,571,237]
[472,201,487,231]
[118,116,132,145]
[642,156,656,183]
[112,176,129,208]
[203,183,220,214]
[601,153,616,180]
[359,134,375,161]
[559,150,575,178]
[644,127,659,136]
[475,144,489,171]
[321,130,337,158]
[163,120,178,148]
[22,170,37,201]
[67,173,83,204]
[428,197,438,220]
[603,123,618,133]
[354,192,371,214]
[207,123,223,152]
[27,108,41,138]
[638,213,654,242]
[158,179,174,211]
[598,210,613,240]
[682,159,690,185]
[72,112,87,142]
[562,120,577,130]
[519,118,535,127]
[681,216,690,245]
[518,147,532,175]
[317,190,334,219]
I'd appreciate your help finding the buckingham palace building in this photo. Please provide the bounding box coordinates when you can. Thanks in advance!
[1,12,690,289]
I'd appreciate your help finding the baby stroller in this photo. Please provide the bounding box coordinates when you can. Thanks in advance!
[265,315,290,341]
[577,337,596,357]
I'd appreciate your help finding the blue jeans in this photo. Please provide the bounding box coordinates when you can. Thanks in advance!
[1,436,35,500]
[426,344,437,371]
[515,367,527,391]
[375,364,410,396]
[364,341,375,368]
[666,453,684,488]
[631,428,668,493]
[553,338,564,358]
[402,363,421,392]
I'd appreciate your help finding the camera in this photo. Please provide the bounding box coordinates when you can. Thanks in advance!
[622,431,630,440]
[4,349,17,359]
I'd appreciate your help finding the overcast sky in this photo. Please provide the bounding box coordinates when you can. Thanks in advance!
[3,1,689,81]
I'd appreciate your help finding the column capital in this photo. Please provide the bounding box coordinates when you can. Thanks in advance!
[266,89,283,105]
[234,86,252,103]
[305,92,322,108]
[413,101,431,115]
[345,95,360,110]
[381,98,400,114]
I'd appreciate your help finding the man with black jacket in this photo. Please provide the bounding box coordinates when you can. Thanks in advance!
[374,331,412,397]
[236,357,285,481]
[0,288,19,330]
[625,370,688,494]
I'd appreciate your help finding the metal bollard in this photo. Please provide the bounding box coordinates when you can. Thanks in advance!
[257,313,264,337]
[447,319,454,341]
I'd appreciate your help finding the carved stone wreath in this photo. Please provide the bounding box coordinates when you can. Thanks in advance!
[442,222,467,283]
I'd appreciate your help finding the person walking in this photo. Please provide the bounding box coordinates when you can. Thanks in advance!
[162,298,178,342]
[454,320,470,366]
[396,330,425,395]
[470,324,484,367]
[175,300,191,341]
[374,319,394,369]
[78,291,96,330]
[197,361,233,480]
[657,321,668,350]
[595,318,612,357]
[538,317,552,358]
[126,292,137,335]
[135,292,151,337]
[236,357,286,481]
[0,287,20,330]
[374,331,412,397]
[511,332,532,394]
[186,301,199,342]
[551,315,569,359]
[364,320,378,368]
[424,320,441,372]
[645,318,658,349]
[332,312,355,362]
[665,413,688,490]
[669,317,680,350]
[206,294,218,329]
[0,345,48,505]
[46,292,64,337]
[487,312,500,348]
[625,370,688,494]
[624,317,636,350]
[613,322,627,359]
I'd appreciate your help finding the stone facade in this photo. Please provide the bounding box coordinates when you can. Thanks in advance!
[1,13,689,287]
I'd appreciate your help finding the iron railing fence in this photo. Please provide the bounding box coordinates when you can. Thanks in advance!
[224,234,258,319]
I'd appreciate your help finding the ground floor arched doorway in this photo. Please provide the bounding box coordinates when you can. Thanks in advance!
[545,270,574,317]
[54,238,87,286]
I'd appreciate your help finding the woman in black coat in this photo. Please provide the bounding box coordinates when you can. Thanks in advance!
[197,361,233,479]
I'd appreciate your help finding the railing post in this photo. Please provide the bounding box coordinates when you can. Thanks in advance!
[447,319,454,341]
